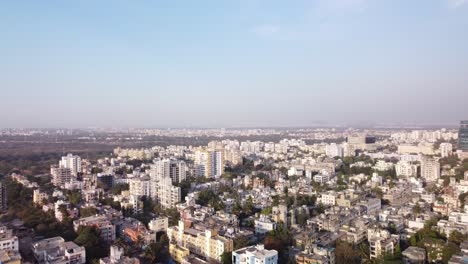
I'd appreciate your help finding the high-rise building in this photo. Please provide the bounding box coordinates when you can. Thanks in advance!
[156,177,181,209]
[194,148,224,178]
[0,182,6,213]
[420,156,440,182]
[59,153,82,176]
[459,121,468,152]
[51,166,72,186]
[150,159,186,183]
[325,143,343,158]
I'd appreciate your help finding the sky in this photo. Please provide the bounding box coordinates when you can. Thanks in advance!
[1,0,467,128]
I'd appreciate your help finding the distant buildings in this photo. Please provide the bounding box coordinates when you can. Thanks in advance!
[232,244,278,264]
[458,120,468,152]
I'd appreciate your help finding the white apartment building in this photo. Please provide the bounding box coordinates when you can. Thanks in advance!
[325,143,343,158]
[155,177,181,209]
[319,192,337,206]
[150,158,186,183]
[129,177,151,197]
[368,228,400,259]
[314,174,331,184]
[148,217,169,233]
[59,153,82,176]
[194,148,224,178]
[373,160,395,171]
[232,244,278,264]
[73,215,116,242]
[255,216,277,234]
[32,237,86,264]
[440,143,453,158]
[395,161,418,178]
[0,225,18,252]
[420,156,440,182]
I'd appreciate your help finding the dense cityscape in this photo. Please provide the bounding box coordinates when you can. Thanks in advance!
[0,122,466,263]
[2,1,468,263]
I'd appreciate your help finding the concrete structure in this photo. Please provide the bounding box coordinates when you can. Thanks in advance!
[73,215,116,242]
[150,158,186,183]
[440,143,453,158]
[232,244,278,264]
[167,220,233,263]
[148,217,169,233]
[60,153,82,176]
[33,189,49,206]
[420,156,440,182]
[31,237,86,264]
[402,247,426,264]
[194,148,225,178]
[50,166,72,187]
[0,226,18,252]
[99,245,139,264]
[395,161,418,178]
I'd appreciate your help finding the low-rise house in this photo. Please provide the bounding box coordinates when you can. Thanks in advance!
[31,237,86,264]
[232,244,278,264]
[73,214,116,242]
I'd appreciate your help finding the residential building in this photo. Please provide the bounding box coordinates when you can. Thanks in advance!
[396,161,418,178]
[254,216,277,234]
[60,153,82,176]
[368,228,400,259]
[150,158,186,184]
[50,166,72,187]
[167,220,234,263]
[148,217,169,233]
[0,226,18,252]
[232,244,278,264]
[31,237,86,264]
[73,215,116,242]
[402,247,426,264]
[440,143,453,158]
[420,156,440,182]
[325,143,343,158]
[194,148,225,178]
[33,189,49,205]
[99,245,139,264]
[155,176,181,208]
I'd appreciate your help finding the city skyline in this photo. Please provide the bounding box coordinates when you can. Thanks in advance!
[1,0,468,128]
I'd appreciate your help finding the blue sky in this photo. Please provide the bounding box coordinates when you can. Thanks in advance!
[1,0,467,128]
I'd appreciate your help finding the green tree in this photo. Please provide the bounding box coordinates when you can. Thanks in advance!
[80,207,98,218]
[74,226,108,262]
[221,252,233,264]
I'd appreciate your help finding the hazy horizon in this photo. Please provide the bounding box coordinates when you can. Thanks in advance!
[1,0,468,128]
